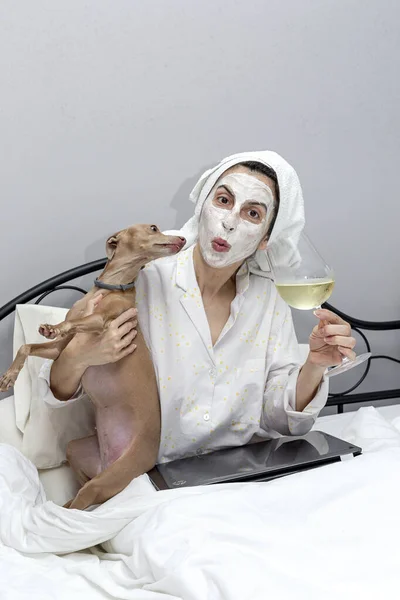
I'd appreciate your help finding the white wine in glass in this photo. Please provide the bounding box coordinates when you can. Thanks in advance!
[275,279,335,311]
[269,231,371,378]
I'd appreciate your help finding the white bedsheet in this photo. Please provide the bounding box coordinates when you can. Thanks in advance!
[1,406,400,599]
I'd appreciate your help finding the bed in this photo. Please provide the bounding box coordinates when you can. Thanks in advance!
[0,258,400,599]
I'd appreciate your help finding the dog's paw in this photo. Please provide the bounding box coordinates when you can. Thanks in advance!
[39,323,58,339]
[0,371,17,392]
[38,323,63,339]
[66,481,102,510]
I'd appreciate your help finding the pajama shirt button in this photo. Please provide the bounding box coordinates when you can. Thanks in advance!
[204,413,210,421]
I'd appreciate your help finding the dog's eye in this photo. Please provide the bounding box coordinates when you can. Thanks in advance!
[150,225,158,232]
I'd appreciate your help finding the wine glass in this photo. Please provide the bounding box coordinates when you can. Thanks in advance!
[268,231,371,378]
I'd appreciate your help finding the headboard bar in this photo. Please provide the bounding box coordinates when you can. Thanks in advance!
[323,302,400,331]
[0,259,106,321]
[0,258,398,331]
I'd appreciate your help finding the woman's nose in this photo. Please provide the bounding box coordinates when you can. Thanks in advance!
[222,221,235,232]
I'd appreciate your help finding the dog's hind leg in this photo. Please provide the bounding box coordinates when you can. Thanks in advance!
[66,435,102,486]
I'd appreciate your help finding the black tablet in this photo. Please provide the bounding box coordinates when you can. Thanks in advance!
[148,431,362,490]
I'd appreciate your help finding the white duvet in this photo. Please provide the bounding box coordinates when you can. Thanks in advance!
[1,407,400,600]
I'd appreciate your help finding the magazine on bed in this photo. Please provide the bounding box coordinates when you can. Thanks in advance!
[147,431,362,490]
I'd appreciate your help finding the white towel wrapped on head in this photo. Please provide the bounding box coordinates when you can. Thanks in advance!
[165,150,305,278]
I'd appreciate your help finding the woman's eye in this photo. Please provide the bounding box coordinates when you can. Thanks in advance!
[249,209,260,219]
[150,225,158,232]
[217,196,229,205]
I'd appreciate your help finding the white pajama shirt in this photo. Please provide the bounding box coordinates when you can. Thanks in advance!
[40,246,328,464]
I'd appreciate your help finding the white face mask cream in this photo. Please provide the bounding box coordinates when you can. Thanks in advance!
[198,172,275,268]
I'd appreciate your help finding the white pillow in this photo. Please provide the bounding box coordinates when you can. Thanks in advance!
[13,304,95,469]
[0,395,23,449]
[0,393,79,504]
[39,464,80,506]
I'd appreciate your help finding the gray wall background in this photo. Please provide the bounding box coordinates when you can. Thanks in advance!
[1,0,399,410]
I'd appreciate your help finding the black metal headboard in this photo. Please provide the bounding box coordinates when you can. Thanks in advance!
[1,259,399,413]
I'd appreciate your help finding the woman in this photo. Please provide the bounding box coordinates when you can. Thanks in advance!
[40,151,356,463]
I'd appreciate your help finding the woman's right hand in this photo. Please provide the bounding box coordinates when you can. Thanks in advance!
[67,305,138,369]
[50,299,138,401]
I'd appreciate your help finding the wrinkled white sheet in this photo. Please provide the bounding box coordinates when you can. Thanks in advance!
[1,407,400,600]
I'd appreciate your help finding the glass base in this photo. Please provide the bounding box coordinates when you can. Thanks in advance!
[325,352,372,378]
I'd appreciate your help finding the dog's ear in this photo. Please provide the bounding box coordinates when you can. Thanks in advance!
[105,232,121,259]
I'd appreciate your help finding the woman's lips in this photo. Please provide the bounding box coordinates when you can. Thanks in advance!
[212,238,231,253]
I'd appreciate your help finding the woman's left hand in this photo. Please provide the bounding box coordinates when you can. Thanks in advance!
[308,308,356,368]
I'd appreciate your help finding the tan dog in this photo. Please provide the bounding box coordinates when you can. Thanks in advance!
[0,224,185,509]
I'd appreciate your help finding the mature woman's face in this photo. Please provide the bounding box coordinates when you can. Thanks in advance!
[198,166,276,269]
